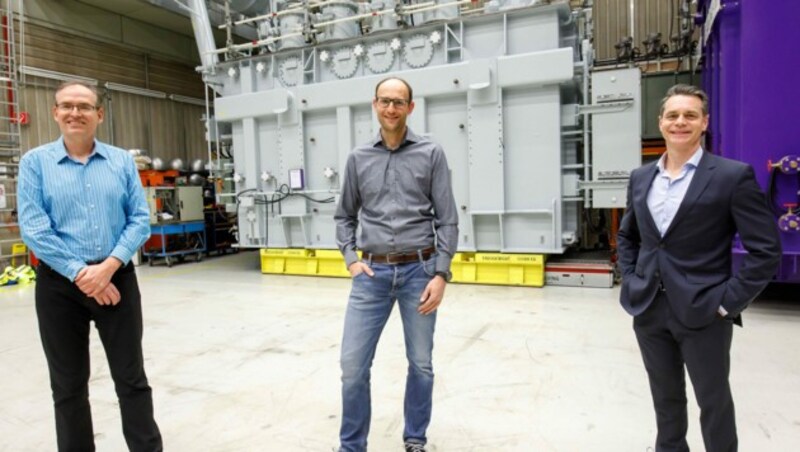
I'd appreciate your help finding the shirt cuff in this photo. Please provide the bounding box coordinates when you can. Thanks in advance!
[67,261,87,282]
[435,253,452,273]
[110,246,134,267]
[343,249,359,269]
[717,305,729,317]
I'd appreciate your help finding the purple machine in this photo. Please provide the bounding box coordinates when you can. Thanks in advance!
[698,0,800,283]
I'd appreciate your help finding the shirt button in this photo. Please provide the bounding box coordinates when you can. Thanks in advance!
[90,205,95,208]
[86,184,91,188]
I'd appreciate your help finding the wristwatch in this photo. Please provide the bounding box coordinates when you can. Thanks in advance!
[435,271,452,282]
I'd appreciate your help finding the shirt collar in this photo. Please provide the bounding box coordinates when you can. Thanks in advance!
[55,137,106,163]
[656,146,704,174]
[371,127,421,149]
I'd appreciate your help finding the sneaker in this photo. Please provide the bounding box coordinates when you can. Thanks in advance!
[404,443,426,452]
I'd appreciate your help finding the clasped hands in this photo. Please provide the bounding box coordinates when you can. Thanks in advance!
[75,258,123,306]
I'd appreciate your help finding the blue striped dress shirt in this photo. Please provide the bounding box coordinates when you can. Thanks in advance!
[18,138,150,281]
[647,147,704,237]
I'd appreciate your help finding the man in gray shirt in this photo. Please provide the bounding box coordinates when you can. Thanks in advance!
[334,77,458,452]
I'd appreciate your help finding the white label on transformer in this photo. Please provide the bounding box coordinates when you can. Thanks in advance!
[0,184,6,209]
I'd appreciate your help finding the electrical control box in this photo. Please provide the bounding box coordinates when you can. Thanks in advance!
[145,186,204,224]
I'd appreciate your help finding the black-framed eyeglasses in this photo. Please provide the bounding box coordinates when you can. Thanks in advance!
[375,97,409,109]
[56,103,99,113]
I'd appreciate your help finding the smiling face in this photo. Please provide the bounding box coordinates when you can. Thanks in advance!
[659,94,708,153]
[52,84,104,142]
[373,78,415,135]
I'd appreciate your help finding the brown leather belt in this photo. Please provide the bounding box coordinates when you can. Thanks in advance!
[365,247,435,265]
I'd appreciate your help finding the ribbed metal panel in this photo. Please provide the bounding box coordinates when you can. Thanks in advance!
[22,23,148,88]
[17,21,207,164]
[20,77,206,164]
[147,57,205,99]
[21,22,203,97]
[594,0,677,63]
[106,91,206,162]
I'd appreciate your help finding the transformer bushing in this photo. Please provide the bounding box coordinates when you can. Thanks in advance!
[317,2,361,43]
[278,12,307,50]
[368,0,399,32]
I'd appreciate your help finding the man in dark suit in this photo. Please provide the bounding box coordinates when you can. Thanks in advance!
[617,84,781,451]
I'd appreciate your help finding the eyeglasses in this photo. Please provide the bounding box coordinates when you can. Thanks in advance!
[375,97,410,109]
[56,103,99,113]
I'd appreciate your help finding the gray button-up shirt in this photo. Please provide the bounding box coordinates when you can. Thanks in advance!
[334,128,459,273]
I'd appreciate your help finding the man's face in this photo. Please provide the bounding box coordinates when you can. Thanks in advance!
[52,84,104,141]
[373,79,414,135]
[659,94,708,151]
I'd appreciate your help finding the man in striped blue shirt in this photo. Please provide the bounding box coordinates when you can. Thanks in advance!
[18,81,162,451]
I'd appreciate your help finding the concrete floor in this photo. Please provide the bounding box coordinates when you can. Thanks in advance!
[1,251,799,451]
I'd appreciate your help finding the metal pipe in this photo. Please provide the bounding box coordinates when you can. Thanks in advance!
[220,0,351,28]
[204,83,213,179]
[403,2,437,11]
[398,0,470,16]
[629,0,635,46]
[213,0,469,55]
[582,38,592,209]
[187,0,219,68]
[208,31,304,54]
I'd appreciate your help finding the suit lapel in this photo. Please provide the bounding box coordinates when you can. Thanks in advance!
[637,163,660,235]
[662,152,716,239]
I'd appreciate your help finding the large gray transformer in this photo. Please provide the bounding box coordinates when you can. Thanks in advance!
[194,0,641,254]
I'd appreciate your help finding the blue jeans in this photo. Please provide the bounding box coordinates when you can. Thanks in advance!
[339,257,437,452]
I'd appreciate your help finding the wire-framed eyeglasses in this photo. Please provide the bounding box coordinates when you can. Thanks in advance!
[375,97,410,109]
[56,103,99,113]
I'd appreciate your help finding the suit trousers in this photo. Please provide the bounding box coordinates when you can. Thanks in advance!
[35,262,162,452]
[633,291,736,452]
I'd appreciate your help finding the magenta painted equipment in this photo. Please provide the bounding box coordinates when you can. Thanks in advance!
[697,0,800,283]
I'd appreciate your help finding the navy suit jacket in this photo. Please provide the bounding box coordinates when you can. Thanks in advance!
[617,151,781,329]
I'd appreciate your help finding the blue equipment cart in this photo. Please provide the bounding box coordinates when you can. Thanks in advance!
[144,221,207,267]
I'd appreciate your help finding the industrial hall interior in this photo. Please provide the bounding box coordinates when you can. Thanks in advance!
[1,0,798,451]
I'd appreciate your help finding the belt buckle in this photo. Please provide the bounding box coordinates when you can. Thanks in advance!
[384,251,404,265]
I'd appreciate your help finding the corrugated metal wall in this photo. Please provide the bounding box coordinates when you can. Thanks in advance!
[594,0,678,62]
[18,22,208,163]
[108,91,207,162]
[21,23,204,97]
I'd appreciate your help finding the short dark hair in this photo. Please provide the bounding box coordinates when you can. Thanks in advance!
[659,84,708,116]
[375,77,413,102]
[54,80,103,107]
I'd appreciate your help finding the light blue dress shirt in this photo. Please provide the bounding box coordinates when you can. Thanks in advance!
[18,138,150,281]
[647,147,704,237]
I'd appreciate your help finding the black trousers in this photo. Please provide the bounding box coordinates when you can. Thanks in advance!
[633,291,737,452]
[35,262,163,452]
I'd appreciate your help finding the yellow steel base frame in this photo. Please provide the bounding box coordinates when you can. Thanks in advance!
[260,249,544,287]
